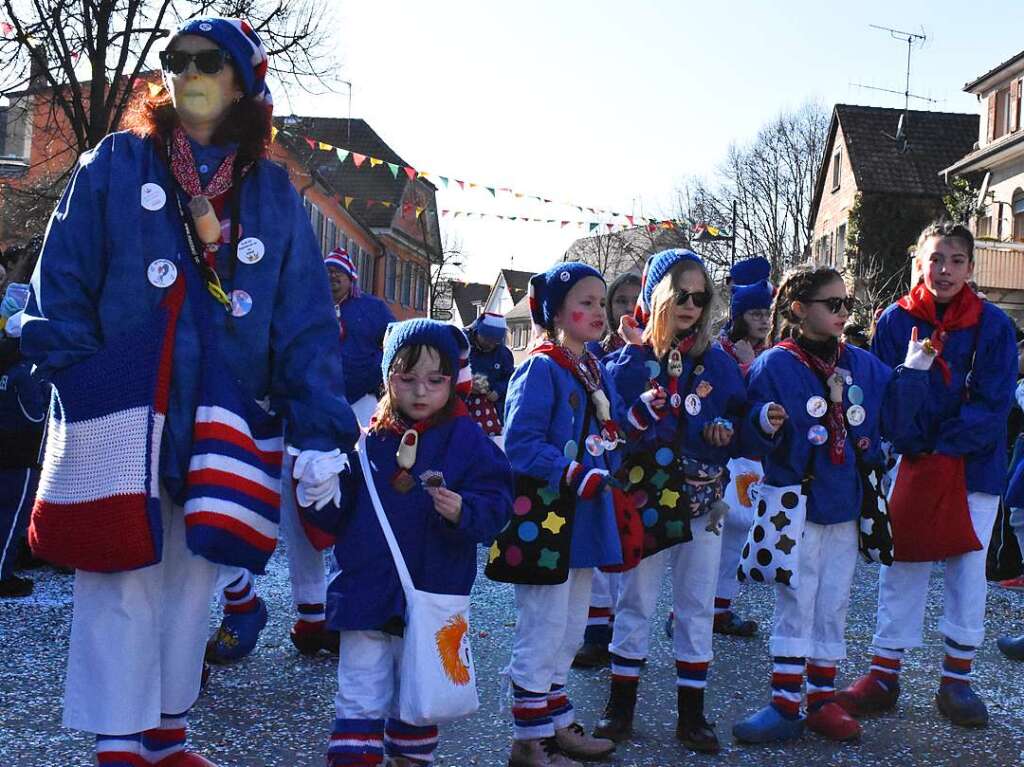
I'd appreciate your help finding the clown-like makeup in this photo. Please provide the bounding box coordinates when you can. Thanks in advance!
[165,34,243,144]
[554,276,607,354]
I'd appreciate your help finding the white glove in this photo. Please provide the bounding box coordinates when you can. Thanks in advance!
[3,310,24,338]
[759,402,782,435]
[904,328,936,371]
[1016,379,1024,412]
[289,447,349,511]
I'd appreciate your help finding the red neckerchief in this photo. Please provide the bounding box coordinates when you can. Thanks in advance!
[896,283,983,386]
[369,398,470,436]
[170,125,241,199]
[777,337,847,465]
[532,341,624,443]
[717,332,766,367]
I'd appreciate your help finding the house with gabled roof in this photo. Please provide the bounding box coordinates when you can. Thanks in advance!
[449,280,491,328]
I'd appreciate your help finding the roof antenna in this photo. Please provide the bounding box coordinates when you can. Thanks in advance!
[852,24,936,154]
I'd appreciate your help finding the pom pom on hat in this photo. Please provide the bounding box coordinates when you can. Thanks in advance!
[635,249,704,324]
[729,256,771,286]
[171,18,272,110]
[730,278,774,319]
[381,319,472,396]
[472,312,507,341]
[528,262,604,338]
[324,247,360,298]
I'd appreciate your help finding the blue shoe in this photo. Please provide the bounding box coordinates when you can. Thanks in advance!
[732,705,805,744]
[206,597,268,664]
[935,684,988,728]
[997,635,1024,661]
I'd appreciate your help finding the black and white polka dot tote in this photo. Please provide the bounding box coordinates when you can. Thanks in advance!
[737,482,807,589]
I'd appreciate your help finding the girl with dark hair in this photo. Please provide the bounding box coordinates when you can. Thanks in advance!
[21,17,357,766]
[839,221,1018,729]
[733,266,926,745]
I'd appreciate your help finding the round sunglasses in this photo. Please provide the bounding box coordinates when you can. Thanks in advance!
[803,296,856,314]
[159,49,230,76]
[674,290,711,308]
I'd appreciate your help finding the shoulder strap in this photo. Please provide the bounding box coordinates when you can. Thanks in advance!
[357,433,415,594]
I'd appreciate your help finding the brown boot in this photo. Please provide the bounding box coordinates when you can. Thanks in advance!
[593,678,638,742]
[555,723,615,760]
[675,687,720,754]
[508,737,582,767]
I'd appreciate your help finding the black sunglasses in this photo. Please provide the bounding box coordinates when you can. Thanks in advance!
[159,49,229,76]
[804,296,856,314]
[674,290,711,308]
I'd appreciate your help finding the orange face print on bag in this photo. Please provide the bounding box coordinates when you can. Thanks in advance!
[736,472,760,508]
[435,613,472,686]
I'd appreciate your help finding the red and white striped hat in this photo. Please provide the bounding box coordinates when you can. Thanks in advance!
[324,248,360,297]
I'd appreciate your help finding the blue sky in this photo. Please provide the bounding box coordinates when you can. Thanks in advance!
[275,0,1022,285]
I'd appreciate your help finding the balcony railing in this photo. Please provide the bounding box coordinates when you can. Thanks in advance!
[974,241,1024,291]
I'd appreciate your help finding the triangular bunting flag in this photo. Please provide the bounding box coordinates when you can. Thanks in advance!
[387,162,399,178]
[589,223,599,232]
[456,180,465,190]
[626,215,634,226]
[415,207,425,219]
[441,210,450,217]
[343,196,354,209]
[454,211,462,218]
[369,157,383,168]
[352,153,367,167]
[148,81,164,97]
[486,187,496,197]
[381,201,393,208]
[305,137,316,150]
[318,141,332,151]
[336,149,349,163]
[270,126,279,142]
[404,167,417,180]
[439,176,449,187]
[560,221,569,228]
[606,223,614,232]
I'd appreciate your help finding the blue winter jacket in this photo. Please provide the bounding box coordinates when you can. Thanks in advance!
[746,343,928,525]
[20,131,358,502]
[337,293,395,402]
[871,300,1017,496]
[503,353,626,569]
[311,415,513,632]
[604,342,776,464]
[468,335,515,411]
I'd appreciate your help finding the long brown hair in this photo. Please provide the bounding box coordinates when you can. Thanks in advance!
[641,260,717,358]
[370,344,458,433]
[768,265,845,343]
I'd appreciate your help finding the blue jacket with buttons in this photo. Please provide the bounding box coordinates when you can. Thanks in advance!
[20,131,358,502]
[467,334,515,411]
[337,293,395,402]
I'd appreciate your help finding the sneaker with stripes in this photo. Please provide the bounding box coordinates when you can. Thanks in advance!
[770,656,804,719]
[328,717,385,766]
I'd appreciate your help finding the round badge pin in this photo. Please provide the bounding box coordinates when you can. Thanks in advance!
[147,258,177,288]
[848,384,864,405]
[857,436,872,451]
[806,395,827,418]
[645,360,661,379]
[140,183,166,211]
[237,237,265,265]
[670,392,682,409]
[846,404,866,426]
[685,393,702,416]
[230,289,253,318]
[586,434,605,457]
[563,440,578,459]
[807,425,828,445]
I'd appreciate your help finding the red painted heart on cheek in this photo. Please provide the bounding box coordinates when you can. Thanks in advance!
[571,311,584,322]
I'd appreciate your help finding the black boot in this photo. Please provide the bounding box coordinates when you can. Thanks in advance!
[675,687,720,754]
[593,678,638,742]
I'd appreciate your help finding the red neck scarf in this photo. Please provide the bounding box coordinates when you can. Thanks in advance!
[370,399,469,436]
[532,341,624,444]
[777,337,847,465]
[169,126,243,199]
[896,283,983,386]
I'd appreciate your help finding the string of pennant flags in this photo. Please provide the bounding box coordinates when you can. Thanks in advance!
[273,126,733,238]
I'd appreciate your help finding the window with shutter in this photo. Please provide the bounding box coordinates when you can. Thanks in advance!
[385,253,397,301]
[831,150,842,191]
[988,94,998,143]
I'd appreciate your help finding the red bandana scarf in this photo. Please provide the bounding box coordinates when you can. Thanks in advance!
[777,338,847,465]
[531,341,623,443]
[896,283,983,386]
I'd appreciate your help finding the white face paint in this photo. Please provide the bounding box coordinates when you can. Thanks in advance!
[164,35,242,137]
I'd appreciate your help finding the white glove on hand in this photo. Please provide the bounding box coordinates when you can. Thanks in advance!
[289,447,349,511]
[904,326,936,371]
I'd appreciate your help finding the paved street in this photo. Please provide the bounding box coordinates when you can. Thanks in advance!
[3,543,1024,767]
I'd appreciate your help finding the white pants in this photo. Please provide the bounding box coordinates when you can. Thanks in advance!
[589,570,621,611]
[335,630,406,720]
[279,451,329,608]
[716,458,762,601]
[508,568,593,693]
[63,488,218,735]
[610,521,723,663]
[770,520,858,660]
[874,492,999,649]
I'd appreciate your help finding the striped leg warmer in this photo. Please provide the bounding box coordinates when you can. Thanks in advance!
[328,718,385,767]
[610,653,644,684]
[141,713,187,765]
[547,684,575,729]
[675,660,710,689]
[770,656,805,720]
[385,718,439,764]
[512,684,554,740]
[223,570,258,614]
[806,660,837,711]
[941,638,976,687]
[95,734,146,767]
[868,646,903,692]
[583,606,613,645]
[713,597,731,616]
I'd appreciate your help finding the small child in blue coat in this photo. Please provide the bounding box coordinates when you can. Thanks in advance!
[502,263,627,766]
[596,249,780,753]
[733,265,928,745]
[304,319,513,767]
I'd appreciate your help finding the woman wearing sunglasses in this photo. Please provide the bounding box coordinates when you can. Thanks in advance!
[733,266,926,745]
[20,17,356,767]
[596,249,782,755]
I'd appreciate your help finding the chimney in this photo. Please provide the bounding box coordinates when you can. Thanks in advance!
[28,45,48,90]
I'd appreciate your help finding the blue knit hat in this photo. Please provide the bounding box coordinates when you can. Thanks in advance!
[729,256,771,286]
[528,262,604,335]
[636,249,704,323]
[731,279,774,319]
[381,319,472,395]
[171,18,272,109]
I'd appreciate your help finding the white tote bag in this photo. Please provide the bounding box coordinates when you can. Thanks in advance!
[358,437,480,726]
[736,482,807,590]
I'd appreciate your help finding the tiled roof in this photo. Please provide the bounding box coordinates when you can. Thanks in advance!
[964,49,1024,92]
[450,280,490,326]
